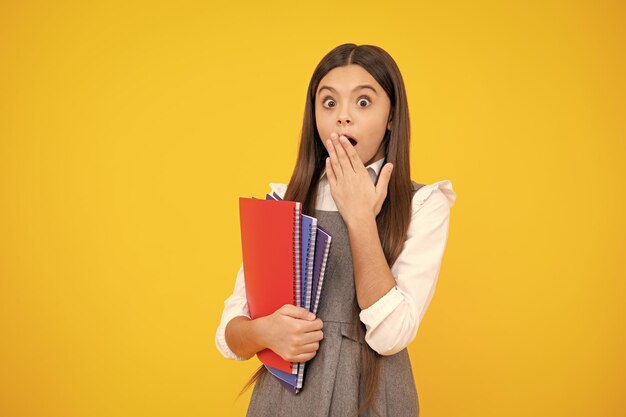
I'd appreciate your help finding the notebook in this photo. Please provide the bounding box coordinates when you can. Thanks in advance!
[239,197,301,374]
[310,226,332,315]
[262,193,332,393]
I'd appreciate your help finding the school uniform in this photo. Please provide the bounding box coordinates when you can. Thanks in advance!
[216,158,456,416]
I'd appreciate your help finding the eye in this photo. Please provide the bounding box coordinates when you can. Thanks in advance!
[322,97,336,108]
[357,96,371,107]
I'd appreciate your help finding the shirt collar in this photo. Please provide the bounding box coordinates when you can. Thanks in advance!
[320,157,386,182]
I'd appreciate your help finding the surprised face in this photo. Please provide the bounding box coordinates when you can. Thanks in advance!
[315,64,392,167]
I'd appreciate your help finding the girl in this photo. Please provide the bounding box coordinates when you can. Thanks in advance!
[215,43,456,417]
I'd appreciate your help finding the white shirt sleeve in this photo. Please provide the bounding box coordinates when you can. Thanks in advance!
[358,180,456,356]
[214,183,288,360]
[214,262,251,360]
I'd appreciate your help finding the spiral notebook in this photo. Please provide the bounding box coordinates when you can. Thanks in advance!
[238,197,301,374]
[262,193,333,394]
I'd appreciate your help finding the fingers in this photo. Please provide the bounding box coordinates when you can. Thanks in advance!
[279,324,324,362]
[290,351,318,363]
[338,135,366,174]
[325,136,344,180]
[286,336,323,362]
[279,304,316,320]
[324,133,368,180]
[277,305,323,332]
[268,306,326,362]
[328,134,355,174]
[299,341,320,353]
[301,329,324,345]
[301,318,324,332]
[375,162,393,198]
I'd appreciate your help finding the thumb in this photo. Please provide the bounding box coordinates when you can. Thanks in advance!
[376,163,393,197]
[279,304,316,320]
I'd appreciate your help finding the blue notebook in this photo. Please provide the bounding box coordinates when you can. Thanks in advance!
[262,192,332,393]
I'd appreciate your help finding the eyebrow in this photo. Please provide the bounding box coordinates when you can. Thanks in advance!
[317,84,378,95]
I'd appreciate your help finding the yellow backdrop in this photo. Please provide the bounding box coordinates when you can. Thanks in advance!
[1,0,624,416]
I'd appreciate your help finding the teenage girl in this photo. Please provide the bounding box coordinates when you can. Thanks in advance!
[216,43,456,417]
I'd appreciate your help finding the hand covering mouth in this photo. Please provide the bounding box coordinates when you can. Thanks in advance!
[342,134,358,146]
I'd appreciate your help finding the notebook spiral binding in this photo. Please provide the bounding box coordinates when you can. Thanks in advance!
[293,203,302,314]
[313,233,332,315]
[295,217,315,391]
[304,219,317,311]
[292,203,302,376]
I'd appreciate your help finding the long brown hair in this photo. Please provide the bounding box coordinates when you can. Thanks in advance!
[241,44,415,416]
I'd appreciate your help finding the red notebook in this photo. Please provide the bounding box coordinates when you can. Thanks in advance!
[239,197,302,374]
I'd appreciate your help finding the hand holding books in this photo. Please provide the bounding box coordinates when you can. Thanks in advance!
[239,193,332,394]
[259,304,323,363]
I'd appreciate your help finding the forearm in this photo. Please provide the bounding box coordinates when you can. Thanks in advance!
[346,214,396,310]
[224,316,268,360]
[223,306,324,362]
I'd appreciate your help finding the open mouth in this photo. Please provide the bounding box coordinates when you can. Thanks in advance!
[343,134,358,146]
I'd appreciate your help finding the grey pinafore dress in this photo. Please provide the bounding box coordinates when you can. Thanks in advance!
[247,183,424,417]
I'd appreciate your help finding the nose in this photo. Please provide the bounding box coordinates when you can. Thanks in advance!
[335,100,352,127]
[337,117,351,126]
[337,113,352,126]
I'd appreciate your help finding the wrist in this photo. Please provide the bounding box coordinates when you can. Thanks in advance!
[251,315,271,351]
[225,315,268,359]
[345,212,377,231]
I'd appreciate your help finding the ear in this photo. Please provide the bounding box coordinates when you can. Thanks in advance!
[387,113,393,130]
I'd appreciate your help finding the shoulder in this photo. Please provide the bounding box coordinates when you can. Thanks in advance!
[409,179,456,218]
[268,182,288,199]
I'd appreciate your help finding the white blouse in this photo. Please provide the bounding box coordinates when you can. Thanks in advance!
[215,158,456,358]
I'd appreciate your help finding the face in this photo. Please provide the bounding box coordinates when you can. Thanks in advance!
[315,64,392,167]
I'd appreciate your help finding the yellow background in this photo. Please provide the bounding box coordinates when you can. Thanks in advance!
[1,0,624,416]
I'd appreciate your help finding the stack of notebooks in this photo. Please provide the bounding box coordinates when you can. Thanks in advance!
[239,192,332,394]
